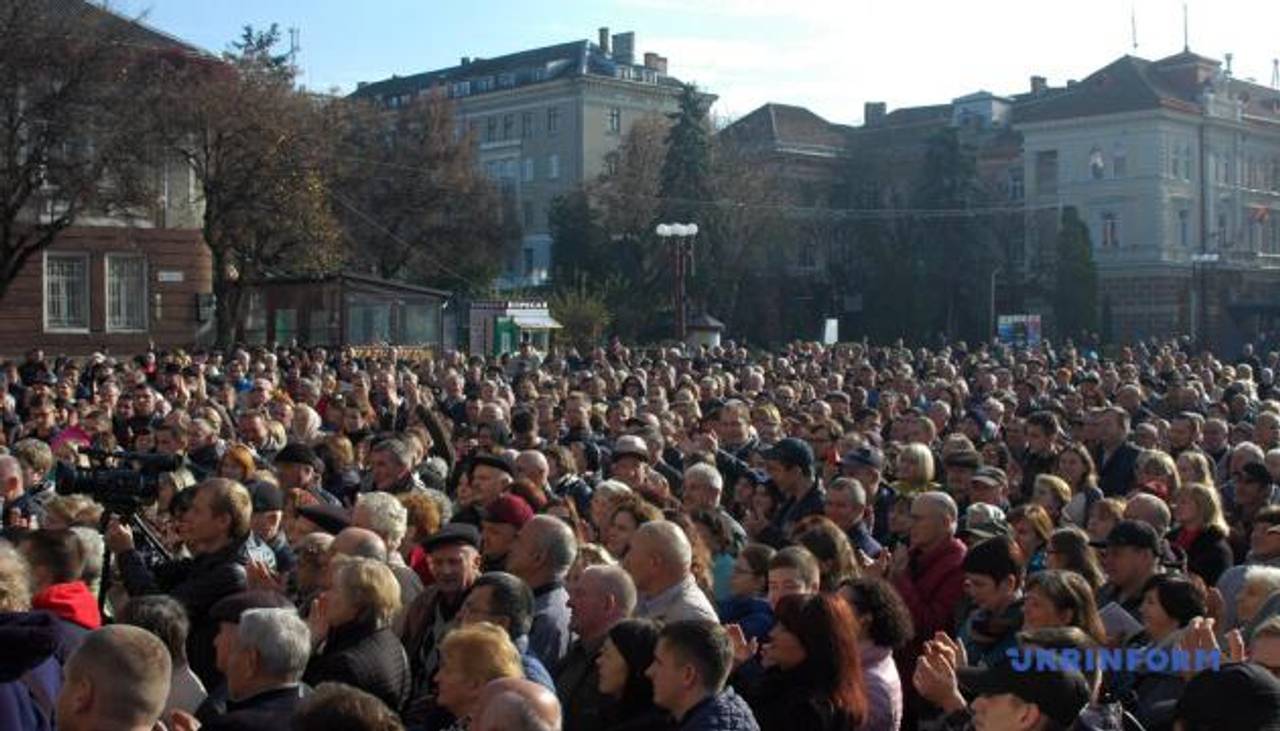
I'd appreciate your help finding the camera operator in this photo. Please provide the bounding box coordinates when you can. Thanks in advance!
[106,477,253,688]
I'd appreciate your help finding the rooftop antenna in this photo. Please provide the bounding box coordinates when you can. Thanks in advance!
[1131,2,1138,52]
[1272,58,1279,89]
[1225,52,1233,76]
[1182,2,1189,52]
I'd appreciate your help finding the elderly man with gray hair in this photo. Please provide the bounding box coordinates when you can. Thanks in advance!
[506,514,579,668]
[179,607,312,731]
[625,520,718,625]
[875,491,967,656]
[682,462,747,552]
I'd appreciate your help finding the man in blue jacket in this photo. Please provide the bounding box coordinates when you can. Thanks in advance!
[648,620,760,731]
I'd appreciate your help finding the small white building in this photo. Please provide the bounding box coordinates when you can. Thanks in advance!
[469,300,562,355]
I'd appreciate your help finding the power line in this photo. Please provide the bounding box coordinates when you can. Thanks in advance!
[327,189,493,294]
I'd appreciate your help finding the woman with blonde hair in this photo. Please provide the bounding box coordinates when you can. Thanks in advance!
[892,443,937,496]
[1169,483,1234,585]
[304,557,410,712]
[290,403,323,444]
[1176,450,1216,489]
[1031,474,1073,524]
[435,622,524,730]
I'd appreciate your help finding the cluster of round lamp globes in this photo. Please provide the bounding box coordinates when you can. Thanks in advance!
[654,222,699,237]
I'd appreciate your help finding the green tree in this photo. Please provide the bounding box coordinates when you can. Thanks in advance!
[659,83,712,222]
[1053,206,1099,338]
[548,275,613,352]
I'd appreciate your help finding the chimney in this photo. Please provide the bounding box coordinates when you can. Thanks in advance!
[460,56,470,66]
[612,31,635,65]
[599,27,610,54]
[1030,75,1047,94]
[864,101,887,126]
[644,52,660,69]
[655,55,668,75]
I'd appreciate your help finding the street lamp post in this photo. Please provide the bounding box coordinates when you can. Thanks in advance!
[655,222,699,341]
[1191,252,1220,349]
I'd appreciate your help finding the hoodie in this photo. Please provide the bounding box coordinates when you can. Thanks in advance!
[32,581,101,631]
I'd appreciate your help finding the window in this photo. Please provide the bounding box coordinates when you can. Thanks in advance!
[45,253,89,331]
[523,247,535,274]
[1182,143,1193,180]
[548,153,560,180]
[486,117,497,143]
[1217,211,1228,246]
[547,106,559,135]
[1034,150,1058,195]
[523,201,535,228]
[608,106,622,133]
[1270,215,1280,254]
[450,81,471,98]
[1101,212,1120,248]
[497,72,515,88]
[1089,146,1105,180]
[1007,168,1024,201]
[522,157,534,182]
[1112,143,1127,178]
[797,242,818,269]
[502,114,514,140]
[522,111,533,138]
[244,291,266,344]
[106,255,146,331]
[274,309,297,344]
[1178,209,1190,248]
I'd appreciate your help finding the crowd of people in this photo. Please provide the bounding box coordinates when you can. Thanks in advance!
[2,337,1280,730]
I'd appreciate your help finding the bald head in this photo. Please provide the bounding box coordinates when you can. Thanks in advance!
[331,527,388,563]
[475,677,562,731]
[636,520,692,571]
[1124,493,1172,537]
[515,450,549,485]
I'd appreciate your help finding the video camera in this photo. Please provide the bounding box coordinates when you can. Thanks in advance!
[55,448,182,514]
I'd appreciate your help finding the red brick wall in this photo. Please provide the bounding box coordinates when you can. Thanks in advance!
[0,226,212,356]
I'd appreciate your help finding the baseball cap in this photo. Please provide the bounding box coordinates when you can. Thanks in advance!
[423,522,482,552]
[959,503,1011,541]
[612,435,651,462]
[482,494,534,529]
[957,662,1090,727]
[1107,520,1161,553]
[761,437,815,471]
[841,446,884,470]
[1176,662,1280,730]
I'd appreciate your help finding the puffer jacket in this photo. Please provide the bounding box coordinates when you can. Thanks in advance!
[678,688,761,731]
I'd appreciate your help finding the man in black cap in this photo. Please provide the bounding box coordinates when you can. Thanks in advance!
[452,454,515,527]
[247,481,295,575]
[1175,661,1280,730]
[275,442,340,505]
[399,523,483,724]
[914,643,1091,731]
[1098,520,1163,627]
[761,437,823,545]
[841,445,897,545]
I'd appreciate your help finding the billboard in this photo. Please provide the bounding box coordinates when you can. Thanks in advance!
[997,314,1042,348]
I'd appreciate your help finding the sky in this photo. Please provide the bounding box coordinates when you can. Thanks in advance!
[117,0,1280,125]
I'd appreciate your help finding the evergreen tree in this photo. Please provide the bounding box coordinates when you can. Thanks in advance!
[659,83,712,221]
[1053,206,1100,338]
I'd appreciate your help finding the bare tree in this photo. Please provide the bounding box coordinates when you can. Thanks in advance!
[0,0,160,302]
[141,25,343,345]
[331,91,508,294]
